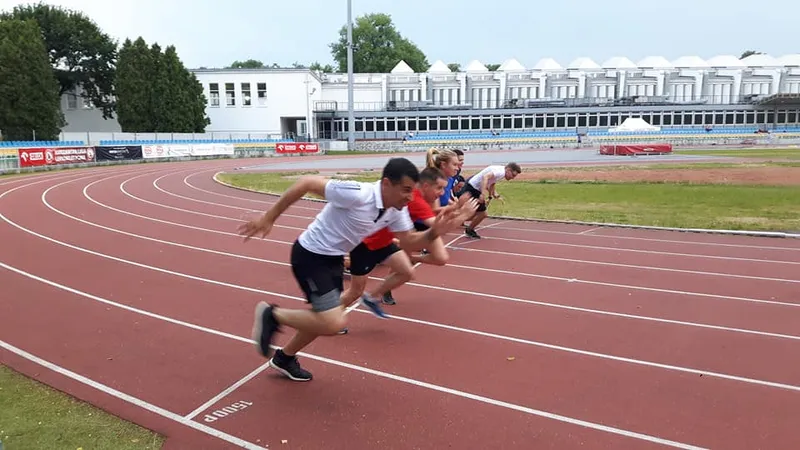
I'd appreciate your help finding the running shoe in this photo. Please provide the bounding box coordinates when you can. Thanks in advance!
[360,294,389,319]
[270,349,313,381]
[252,302,280,358]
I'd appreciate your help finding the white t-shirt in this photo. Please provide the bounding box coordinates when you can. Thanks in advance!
[298,179,414,256]
[467,165,506,191]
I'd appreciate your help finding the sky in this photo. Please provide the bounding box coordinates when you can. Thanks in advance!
[1,0,797,70]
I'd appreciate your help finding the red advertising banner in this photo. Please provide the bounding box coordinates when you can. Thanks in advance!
[599,144,672,156]
[275,143,319,154]
[18,147,96,167]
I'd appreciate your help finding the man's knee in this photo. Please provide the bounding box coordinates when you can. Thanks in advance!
[313,304,347,335]
[430,250,449,266]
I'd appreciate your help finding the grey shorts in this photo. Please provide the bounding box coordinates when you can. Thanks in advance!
[290,240,343,312]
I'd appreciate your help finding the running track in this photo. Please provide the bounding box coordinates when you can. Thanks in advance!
[1,157,799,450]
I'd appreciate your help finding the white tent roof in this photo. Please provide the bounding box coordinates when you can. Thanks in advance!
[532,58,562,70]
[609,117,661,133]
[465,60,489,72]
[498,58,526,71]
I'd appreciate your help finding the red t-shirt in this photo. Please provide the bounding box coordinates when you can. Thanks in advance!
[363,188,435,250]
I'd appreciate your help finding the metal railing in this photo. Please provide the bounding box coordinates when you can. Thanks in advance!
[314,94,787,113]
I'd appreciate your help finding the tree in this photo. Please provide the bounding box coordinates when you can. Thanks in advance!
[447,63,461,72]
[0,19,64,141]
[228,59,265,68]
[1,3,117,119]
[485,63,501,71]
[115,37,209,133]
[309,61,335,73]
[329,13,429,73]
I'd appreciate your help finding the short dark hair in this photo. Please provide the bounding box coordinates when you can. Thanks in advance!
[453,149,464,156]
[419,167,445,185]
[506,162,522,173]
[382,157,420,184]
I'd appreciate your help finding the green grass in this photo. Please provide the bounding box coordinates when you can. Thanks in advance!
[0,365,164,450]
[675,147,800,160]
[217,171,800,232]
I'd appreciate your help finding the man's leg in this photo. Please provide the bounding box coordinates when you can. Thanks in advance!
[251,241,347,382]
[361,247,415,309]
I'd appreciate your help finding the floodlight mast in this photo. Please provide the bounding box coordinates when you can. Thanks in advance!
[346,0,355,150]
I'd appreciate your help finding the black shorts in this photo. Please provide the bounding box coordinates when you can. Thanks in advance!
[349,241,401,276]
[413,221,429,231]
[290,240,344,312]
[459,183,488,212]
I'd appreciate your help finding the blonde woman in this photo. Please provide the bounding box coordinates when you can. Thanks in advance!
[425,147,461,210]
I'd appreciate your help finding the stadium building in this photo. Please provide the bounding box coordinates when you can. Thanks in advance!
[55,53,800,148]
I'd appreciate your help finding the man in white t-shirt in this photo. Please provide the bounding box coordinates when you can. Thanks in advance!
[238,158,477,381]
[458,162,521,238]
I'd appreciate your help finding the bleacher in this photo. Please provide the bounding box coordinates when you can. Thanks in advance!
[98,137,292,146]
[404,126,800,145]
[0,140,85,147]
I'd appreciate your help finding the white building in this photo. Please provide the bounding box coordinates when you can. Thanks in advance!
[60,53,800,141]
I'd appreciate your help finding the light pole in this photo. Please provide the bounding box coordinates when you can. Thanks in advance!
[346,0,355,150]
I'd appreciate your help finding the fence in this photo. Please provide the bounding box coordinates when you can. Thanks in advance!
[0,141,328,174]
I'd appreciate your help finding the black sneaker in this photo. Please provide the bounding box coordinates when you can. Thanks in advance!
[465,227,481,239]
[337,327,349,335]
[269,349,313,381]
[382,291,396,305]
[252,302,280,359]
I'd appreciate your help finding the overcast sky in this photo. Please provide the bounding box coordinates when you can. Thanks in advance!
[1,0,796,70]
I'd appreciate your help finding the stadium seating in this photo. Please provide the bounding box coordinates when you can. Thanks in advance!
[0,140,86,147]
[96,138,294,146]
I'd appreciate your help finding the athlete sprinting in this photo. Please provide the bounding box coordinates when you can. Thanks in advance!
[458,162,521,238]
[239,158,478,381]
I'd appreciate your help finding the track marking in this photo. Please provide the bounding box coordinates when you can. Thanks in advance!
[182,170,322,212]
[2,177,798,393]
[120,172,308,232]
[491,224,800,252]
[38,174,800,342]
[448,245,800,285]
[82,174,800,309]
[0,340,268,450]
[471,233,800,265]
[189,170,800,261]
[133,172,800,284]
[0,262,707,450]
[184,362,270,420]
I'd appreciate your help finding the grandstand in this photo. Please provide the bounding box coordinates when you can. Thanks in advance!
[6,52,800,151]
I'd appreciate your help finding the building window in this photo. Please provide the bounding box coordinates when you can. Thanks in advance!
[241,83,251,106]
[225,83,235,106]
[67,93,78,109]
[257,83,267,105]
[209,83,220,107]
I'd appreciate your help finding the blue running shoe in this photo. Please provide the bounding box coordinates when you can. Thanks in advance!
[360,294,389,319]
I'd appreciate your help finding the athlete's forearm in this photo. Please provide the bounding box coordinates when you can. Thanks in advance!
[398,227,440,251]
[263,176,325,223]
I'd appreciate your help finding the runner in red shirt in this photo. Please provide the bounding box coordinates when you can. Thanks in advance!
[339,167,469,327]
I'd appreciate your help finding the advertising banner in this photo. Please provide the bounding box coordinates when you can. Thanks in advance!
[95,145,143,161]
[141,143,234,159]
[275,143,319,154]
[17,147,96,168]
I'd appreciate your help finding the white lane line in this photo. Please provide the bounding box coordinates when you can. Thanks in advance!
[5,175,799,393]
[0,261,707,450]
[0,340,268,450]
[184,362,271,420]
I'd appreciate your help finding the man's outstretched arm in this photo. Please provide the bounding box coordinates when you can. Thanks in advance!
[239,175,329,240]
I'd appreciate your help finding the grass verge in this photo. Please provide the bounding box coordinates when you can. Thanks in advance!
[675,147,800,160]
[216,171,800,232]
[0,365,164,450]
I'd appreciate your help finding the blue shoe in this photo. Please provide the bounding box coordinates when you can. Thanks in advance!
[360,294,389,319]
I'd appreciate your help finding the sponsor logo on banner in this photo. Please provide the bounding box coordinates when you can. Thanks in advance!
[275,143,319,154]
[18,147,96,168]
[142,143,234,159]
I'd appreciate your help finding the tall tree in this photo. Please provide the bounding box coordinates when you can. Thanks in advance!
[309,61,335,73]
[228,59,265,69]
[0,19,64,141]
[115,37,209,133]
[329,13,429,73]
[1,3,117,119]
[115,37,153,132]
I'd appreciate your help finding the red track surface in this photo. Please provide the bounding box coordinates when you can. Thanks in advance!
[2,158,800,449]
